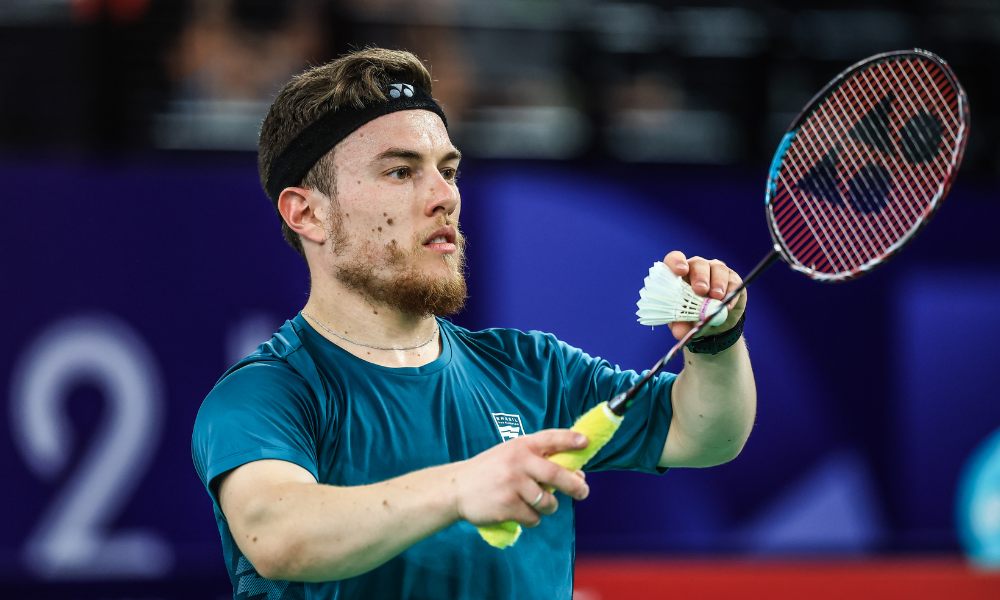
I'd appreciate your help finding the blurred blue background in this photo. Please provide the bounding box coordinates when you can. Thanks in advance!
[2,1,1000,598]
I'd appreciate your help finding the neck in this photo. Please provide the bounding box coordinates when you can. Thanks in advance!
[302,273,441,368]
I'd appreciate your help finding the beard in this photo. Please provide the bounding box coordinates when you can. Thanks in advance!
[332,219,468,318]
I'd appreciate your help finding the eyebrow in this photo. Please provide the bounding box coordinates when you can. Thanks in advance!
[373,147,462,163]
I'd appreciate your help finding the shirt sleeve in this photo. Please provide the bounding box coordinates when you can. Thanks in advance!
[556,339,675,474]
[191,360,324,504]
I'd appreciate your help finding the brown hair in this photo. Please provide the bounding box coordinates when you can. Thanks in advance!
[258,47,434,256]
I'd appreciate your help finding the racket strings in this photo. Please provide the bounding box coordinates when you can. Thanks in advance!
[782,106,868,271]
[814,70,921,252]
[784,110,883,271]
[781,95,893,271]
[840,77,916,243]
[770,55,964,277]
[861,70,944,238]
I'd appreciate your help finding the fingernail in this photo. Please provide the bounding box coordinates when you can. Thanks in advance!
[712,287,724,296]
[675,262,686,270]
[575,434,588,446]
[580,484,590,499]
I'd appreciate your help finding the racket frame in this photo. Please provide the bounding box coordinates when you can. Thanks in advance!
[609,48,969,416]
[764,48,970,283]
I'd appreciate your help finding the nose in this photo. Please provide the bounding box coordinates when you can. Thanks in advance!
[423,169,459,218]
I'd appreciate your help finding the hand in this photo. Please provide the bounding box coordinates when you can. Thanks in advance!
[451,430,590,528]
[663,250,748,341]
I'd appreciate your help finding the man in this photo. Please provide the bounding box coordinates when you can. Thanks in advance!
[192,47,755,599]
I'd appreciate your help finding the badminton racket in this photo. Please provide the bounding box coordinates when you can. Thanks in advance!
[478,48,969,548]
[612,47,969,414]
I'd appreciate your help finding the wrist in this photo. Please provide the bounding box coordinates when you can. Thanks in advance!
[686,311,746,355]
[435,462,466,526]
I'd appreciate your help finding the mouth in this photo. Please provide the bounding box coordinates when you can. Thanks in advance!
[423,227,458,254]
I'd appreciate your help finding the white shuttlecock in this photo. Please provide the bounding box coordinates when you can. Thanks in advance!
[636,262,729,328]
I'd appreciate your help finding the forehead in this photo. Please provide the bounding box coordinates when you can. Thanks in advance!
[335,110,454,162]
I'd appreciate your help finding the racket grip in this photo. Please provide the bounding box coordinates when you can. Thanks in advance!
[476,401,625,548]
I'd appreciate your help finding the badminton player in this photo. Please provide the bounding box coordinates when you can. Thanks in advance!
[192,47,755,600]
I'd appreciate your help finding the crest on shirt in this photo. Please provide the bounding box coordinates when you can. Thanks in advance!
[491,413,525,442]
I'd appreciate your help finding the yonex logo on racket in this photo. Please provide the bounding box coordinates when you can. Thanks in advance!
[794,91,946,215]
[767,49,968,281]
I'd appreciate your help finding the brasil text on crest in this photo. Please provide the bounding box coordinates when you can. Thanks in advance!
[491,413,525,442]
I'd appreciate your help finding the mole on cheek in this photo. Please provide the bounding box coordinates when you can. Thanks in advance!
[378,226,382,232]
[386,218,393,225]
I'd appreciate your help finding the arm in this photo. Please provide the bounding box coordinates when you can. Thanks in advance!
[217,430,591,582]
[658,251,757,468]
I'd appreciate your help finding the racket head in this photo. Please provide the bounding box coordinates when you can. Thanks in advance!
[764,49,970,282]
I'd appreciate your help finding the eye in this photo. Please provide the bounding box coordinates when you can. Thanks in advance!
[388,167,411,181]
[441,168,460,182]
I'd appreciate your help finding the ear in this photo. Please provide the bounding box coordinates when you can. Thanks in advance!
[277,187,327,245]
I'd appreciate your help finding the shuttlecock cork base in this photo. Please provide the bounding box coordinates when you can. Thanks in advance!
[476,401,624,549]
[636,261,728,328]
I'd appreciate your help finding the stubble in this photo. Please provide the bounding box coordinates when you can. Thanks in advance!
[333,218,468,317]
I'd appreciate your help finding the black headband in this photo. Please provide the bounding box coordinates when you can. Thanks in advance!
[264,82,448,203]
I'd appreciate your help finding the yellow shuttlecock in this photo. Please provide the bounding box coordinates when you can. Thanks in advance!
[476,400,624,548]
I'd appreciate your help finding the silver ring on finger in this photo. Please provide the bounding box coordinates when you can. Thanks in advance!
[530,491,544,507]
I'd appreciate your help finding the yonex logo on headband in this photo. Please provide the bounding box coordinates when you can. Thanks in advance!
[389,83,414,98]
[264,82,447,203]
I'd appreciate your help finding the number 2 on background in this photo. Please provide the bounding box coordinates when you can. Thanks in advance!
[9,314,173,579]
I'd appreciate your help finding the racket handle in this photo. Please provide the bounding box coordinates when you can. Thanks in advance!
[476,402,624,548]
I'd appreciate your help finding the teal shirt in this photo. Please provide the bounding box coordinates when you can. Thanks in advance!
[192,314,675,600]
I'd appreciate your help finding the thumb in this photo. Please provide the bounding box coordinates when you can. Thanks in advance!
[669,321,693,341]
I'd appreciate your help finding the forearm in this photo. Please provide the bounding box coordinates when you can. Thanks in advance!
[660,338,756,467]
[231,462,461,582]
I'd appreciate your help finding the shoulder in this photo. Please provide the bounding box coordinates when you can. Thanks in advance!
[198,319,319,421]
[441,320,581,369]
[217,317,308,382]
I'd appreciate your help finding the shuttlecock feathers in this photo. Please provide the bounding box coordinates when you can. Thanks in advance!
[636,261,728,328]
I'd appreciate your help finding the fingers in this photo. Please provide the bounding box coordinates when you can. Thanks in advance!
[456,430,592,529]
[525,454,590,502]
[525,472,590,516]
[669,320,694,341]
[523,429,589,457]
[521,430,591,500]
[497,487,545,529]
[726,270,744,310]
[664,250,688,277]
[709,260,730,300]
[684,256,730,300]
[511,461,589,527]
[660,253,747,339]
[520,484,558,518]
[687,256,711,296]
